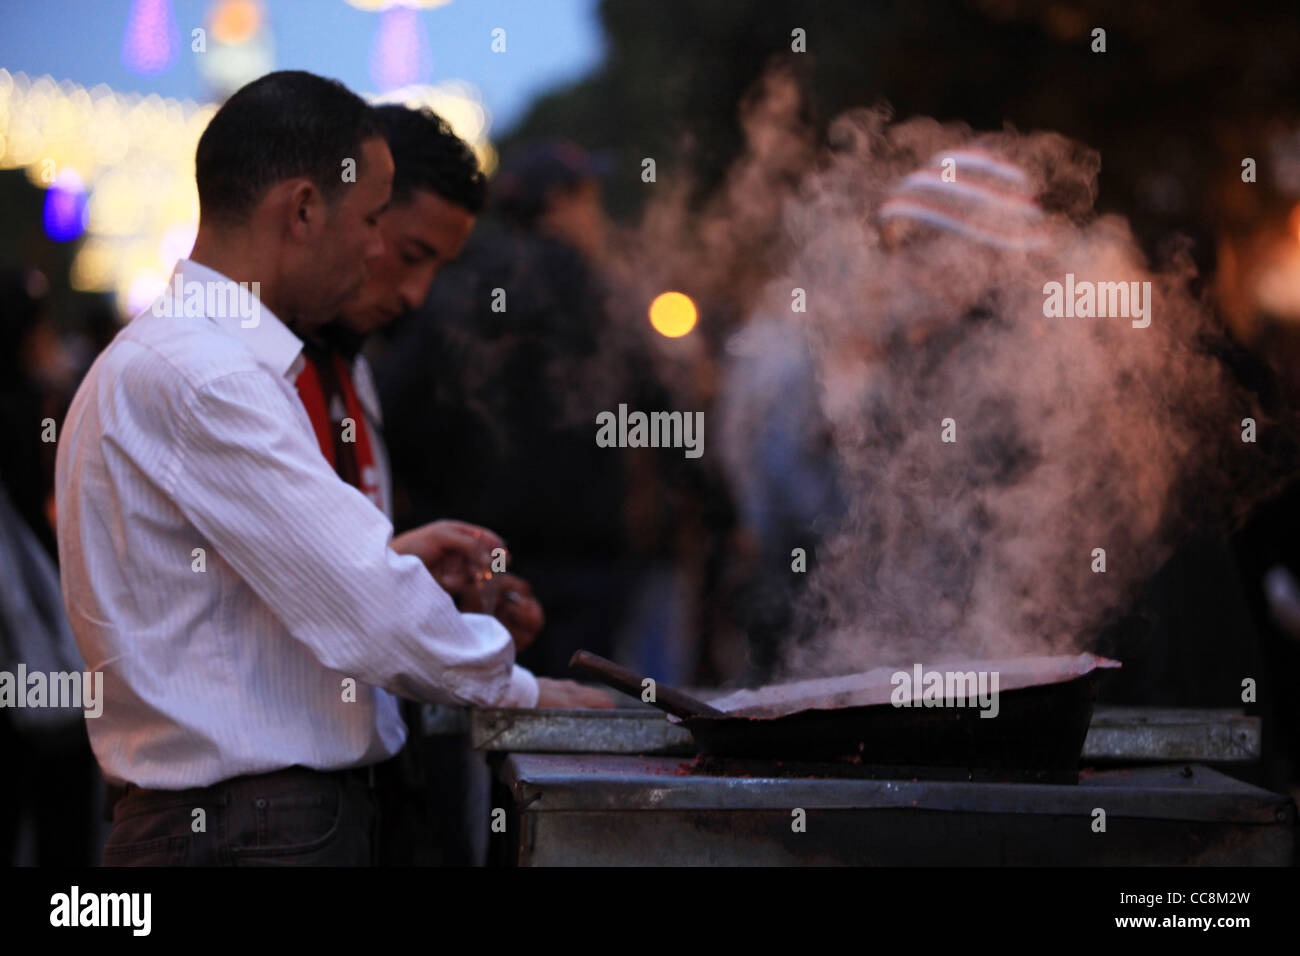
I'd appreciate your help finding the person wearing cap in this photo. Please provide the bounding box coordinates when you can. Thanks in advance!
[878,147,1050,253]
[867,145,1049,362]
[854,146,1049,376]
[490,139,613,262]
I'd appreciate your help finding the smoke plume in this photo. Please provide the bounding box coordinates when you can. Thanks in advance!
[758,109,1253,676]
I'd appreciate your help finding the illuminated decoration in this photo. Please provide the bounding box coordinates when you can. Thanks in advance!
[0,70,494,317]
[42,167,88,241]
[196,0,275,101]
[344,0,452,11]
[0,71,212,316]
[210,0,262,43]
[649,291,699,338]
[343,0,450,92]
[122,0,181,77]
[371,6,432,91]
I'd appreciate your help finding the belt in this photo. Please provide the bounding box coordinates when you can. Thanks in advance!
[341,763,379,789]
[105,763,381,822]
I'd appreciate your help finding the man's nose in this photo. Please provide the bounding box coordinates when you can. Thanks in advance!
[399,269,437,310]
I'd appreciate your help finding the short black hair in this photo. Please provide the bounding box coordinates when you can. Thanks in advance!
[373,105,486,214]
[196,70,382,223]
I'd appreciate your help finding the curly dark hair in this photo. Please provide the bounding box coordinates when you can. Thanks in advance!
[373,105,487,214]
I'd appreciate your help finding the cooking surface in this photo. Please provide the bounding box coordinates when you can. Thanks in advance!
[470,705,1261,762]
[703,653,1119,718]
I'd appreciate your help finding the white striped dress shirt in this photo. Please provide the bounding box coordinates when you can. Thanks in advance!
[55,258,537,789]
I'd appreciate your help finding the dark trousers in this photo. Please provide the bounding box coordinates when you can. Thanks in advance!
[103,765,380,866]
[375,707,489,866]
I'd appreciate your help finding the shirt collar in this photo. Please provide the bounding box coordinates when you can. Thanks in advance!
[171,258,304,381]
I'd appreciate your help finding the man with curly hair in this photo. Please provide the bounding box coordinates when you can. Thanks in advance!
[299,106,611,864]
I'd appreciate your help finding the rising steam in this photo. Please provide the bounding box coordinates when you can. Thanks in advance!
[757,109,1250,676]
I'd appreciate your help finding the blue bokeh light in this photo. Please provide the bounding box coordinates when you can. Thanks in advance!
[43,170,88,242]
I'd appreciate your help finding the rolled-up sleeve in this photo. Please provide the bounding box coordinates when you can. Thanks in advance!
[164,369,538,709]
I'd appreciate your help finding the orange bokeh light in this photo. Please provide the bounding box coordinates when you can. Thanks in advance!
[648,291,698,338]
[210,0,263,45]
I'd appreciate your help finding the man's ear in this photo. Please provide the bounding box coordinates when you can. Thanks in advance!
[283,178,320,240]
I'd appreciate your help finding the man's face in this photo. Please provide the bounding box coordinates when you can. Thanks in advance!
[337,188,476,335]
[297,136,393,329]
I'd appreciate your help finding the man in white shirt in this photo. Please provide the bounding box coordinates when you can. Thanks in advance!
[55,71,605,867]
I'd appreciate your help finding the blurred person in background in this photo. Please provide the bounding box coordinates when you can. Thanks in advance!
[0,269,77,558]
[715,312,844,683]
[0,268,98,865]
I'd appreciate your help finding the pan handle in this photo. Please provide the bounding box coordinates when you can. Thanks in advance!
[568,650,725,720]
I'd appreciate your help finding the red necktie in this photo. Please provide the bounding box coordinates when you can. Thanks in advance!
[295,342,383,509]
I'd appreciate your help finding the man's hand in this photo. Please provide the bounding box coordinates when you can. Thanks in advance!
[391,520,504,603]
[495,573,544,652]
[535,678,615,709]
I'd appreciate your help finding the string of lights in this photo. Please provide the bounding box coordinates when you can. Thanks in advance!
[0,68,493,318]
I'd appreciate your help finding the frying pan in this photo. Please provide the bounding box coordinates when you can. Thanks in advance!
[570,650,1119,778]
